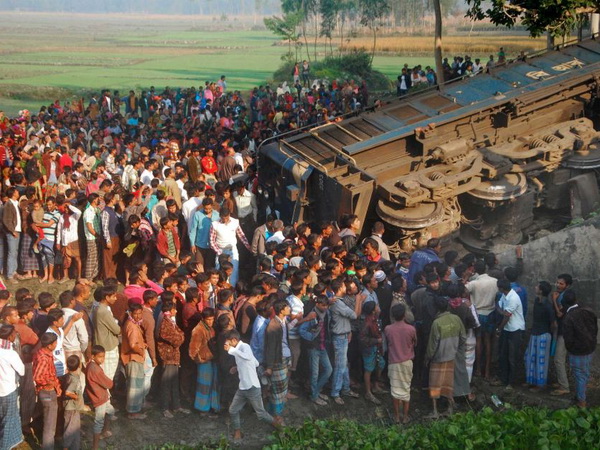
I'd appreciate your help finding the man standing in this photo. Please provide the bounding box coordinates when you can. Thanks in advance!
[233,182,257,237]
[92,286,121,382]
[101,192,122,280]
[426,297,466,418]
[209,207,251,286]
[264,300,291,424]
[299,295,332,406]
[368,222,389,261]
[251,214,276,258]
[83,193,102,281]
[121,303,147,420]
[407,238,441,292]
[163,168,182,209]
[385,304,416,424]
[493,279,525,390]
[140,291,158,406]
[562,290,597,408]
[189,198,219,269]
[0,324,25,450]
[328,278,363,405]
[36,196,61,284]
[2,188,21,282]
[550,273,573,396]
[465,260,498,380]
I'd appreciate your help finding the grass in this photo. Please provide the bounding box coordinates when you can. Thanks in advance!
[0,12,543,116]
[340,35,546,56]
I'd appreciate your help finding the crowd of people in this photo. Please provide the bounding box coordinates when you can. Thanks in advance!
[0,74,597,450]
[396,47,521,96]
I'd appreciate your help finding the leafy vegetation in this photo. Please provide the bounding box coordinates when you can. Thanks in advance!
[266,407,600,449]
[271,50,392,90]
[465,0,598,38]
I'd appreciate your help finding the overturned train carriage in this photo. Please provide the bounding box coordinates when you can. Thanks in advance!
[258,38,600,254]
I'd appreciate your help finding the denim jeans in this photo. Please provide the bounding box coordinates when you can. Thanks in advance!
[569,353,593,402]
[309,348,332,400]
[229,386,273,430]
[6,232,19,278]
[331,334,350,398]
[216,248,239,286]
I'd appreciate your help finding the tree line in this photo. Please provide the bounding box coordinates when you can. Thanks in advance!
[0,0,282,16]
[265,0,459,65]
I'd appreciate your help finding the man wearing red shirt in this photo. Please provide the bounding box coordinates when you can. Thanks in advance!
[33,333,62,450]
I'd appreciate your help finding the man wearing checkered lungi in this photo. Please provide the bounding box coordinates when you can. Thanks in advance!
[263,300,291,422]
[122,304,147,419]
[83,194,103,281]
[562,291,598,408]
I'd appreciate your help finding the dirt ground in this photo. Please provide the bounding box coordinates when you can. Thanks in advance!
[10,277,600,449]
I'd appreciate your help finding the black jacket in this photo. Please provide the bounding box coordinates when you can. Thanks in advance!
[563,305,598,355]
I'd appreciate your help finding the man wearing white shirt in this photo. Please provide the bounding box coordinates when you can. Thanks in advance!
[266,220,285,245]
[465,260,498,380]
[209,207,251,286]
[494,279,525,389]
[60,292,89,387]
[0,324,25,449]
[224,329,279,443]
[233,182,257,237]
[140,160,155,186]
[182,183,205,231]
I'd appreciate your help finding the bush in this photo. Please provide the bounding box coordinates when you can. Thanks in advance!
[266,407,600,449]
[271,50,391,92]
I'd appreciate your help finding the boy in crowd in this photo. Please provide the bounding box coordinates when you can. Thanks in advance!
[33,332,61,450]
[86,345,115,450]
[63,355,84,450]
[224,329,280,444]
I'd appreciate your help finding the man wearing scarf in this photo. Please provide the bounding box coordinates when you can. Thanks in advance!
[121,303,147,420]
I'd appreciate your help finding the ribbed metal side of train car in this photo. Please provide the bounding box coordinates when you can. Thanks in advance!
[258,38,600,253]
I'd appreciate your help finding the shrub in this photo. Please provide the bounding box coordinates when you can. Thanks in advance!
[270,49,391,92]
[266,407,600,449]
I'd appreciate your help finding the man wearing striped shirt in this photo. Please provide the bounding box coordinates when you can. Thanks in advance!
[35,196,61,284]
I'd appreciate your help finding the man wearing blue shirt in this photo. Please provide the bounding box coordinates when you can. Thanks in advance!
[189,198,219,269]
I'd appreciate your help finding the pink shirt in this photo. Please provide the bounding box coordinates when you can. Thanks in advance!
[384,320,416,364]
[123,281,164,304]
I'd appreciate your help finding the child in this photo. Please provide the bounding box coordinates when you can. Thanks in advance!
[85,345,115,450]
[63,355,84,450]
[157,300,190,418]
[224,329,280,444]
[359,302,386,405]
[396,252,411,282]
[32,332,61,450]
[30,199,45,254]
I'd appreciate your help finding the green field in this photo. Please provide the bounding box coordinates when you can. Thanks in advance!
[0,12,519,115]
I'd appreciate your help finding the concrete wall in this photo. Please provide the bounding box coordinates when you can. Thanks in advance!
[497,215,600,316]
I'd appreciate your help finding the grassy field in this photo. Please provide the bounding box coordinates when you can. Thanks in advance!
[0,12,543,116]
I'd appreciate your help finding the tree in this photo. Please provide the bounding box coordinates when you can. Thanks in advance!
[433,0,444,84]
[320,0,338,57]
[264,12,302,60]
[465,0,596,37]
[358,0,390,64]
